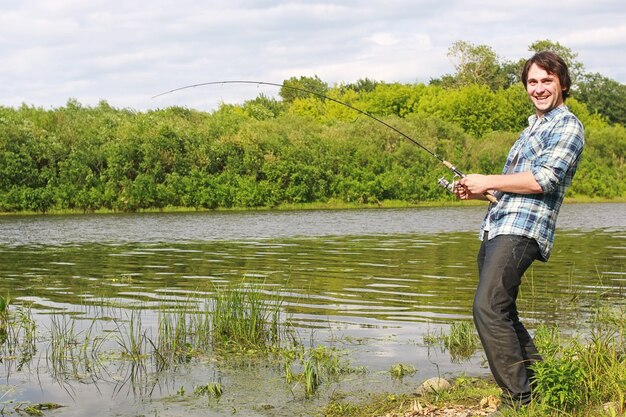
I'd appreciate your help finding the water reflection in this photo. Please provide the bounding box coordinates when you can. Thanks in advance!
[1,229,624,329]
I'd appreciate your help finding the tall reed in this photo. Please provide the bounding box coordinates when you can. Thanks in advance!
[115,310,148,361]
[47,314,77,378]
[211,283,290,350]
[1,303,36,364]
[443,321,478,361]
[154,302,212,370]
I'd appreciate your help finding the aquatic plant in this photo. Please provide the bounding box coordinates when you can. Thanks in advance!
[421,321,479,362]
[47,314,78,379]
[153,302,212,370]
[282,344,358,396]
[442,321,478,361]
[211,282,291,350]
[115,310,149,362]
[389,363,417,380]
[303,356,320,396]
[0,293,11,340]
[10,402,64,416]
[0,293,9,317]
[194,381,223,398]
[1,303,36,365]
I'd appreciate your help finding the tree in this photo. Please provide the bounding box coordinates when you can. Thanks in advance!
[243,93,284,120]
[341,78,381,93]
[279,76,329,103]
[443,41,508,90]
[529,40,585,84]
[576,73,626,125]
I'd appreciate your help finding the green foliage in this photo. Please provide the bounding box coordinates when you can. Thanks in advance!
[532,354,587,410]
[279,75,329,103]
[416,84,518,137]
[443,40,508,90]
[568,124,626,198]
[243,93,285,120]
[577,72,626,125]
[533,323,562,358]
[530,305,626,415]
[340,77,381,93]
[0,39,624,213]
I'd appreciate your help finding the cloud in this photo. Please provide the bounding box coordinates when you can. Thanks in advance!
[563,24,626,48]
[1,0,625,111]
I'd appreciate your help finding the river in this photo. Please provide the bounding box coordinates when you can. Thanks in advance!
[0,203,624,416]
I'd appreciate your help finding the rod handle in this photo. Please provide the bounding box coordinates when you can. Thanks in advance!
[442,160,499,203]
[483,191,498,203]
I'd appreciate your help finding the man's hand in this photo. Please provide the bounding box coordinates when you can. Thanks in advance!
[459,174,492,195]
[454,178,488,201]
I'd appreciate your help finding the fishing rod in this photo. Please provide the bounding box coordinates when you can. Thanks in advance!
[153,80,498,203]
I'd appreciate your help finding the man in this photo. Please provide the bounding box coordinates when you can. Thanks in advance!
[455,51,585,411]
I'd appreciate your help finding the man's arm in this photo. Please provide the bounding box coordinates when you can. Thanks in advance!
[456,171,542,200]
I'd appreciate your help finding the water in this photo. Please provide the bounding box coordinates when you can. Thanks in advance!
[0,203,624,416]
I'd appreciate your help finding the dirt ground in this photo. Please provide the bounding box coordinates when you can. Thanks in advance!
[381,395,500,417]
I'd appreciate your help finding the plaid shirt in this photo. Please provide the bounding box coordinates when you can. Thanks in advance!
[481,105,585,260]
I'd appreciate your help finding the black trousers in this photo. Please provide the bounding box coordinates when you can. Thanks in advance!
[474,233,543,406]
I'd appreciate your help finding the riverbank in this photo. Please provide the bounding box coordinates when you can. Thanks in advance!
[1,196,624,217]
[321,303,626,417]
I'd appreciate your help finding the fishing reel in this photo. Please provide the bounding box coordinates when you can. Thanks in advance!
[437,173,499,203]
[437,175,461,194]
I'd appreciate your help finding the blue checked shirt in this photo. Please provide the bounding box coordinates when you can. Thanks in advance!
[481,105,585,260]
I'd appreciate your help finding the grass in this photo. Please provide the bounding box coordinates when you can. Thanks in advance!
[422,320,479,362]
[0,283,296,390]
[152,300,215,371]
[0,301,36,365]
[282,344,362,396]
[115,310,149,361]
[529,304,626,415]
[5,196,623,217]
[443,321,479,361]
[323,304,626,417]
[210,282,292,351]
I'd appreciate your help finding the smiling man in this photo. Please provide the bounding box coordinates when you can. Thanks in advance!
[455,51,585,413]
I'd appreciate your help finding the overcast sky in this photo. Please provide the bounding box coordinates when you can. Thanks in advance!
[1,0,625,112]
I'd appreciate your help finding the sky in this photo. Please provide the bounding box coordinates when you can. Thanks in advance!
[1,0,625,112]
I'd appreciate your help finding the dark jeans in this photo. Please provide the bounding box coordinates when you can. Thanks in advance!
[474,233,543,406]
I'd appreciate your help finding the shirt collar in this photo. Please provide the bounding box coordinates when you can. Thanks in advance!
[527,105,568,127]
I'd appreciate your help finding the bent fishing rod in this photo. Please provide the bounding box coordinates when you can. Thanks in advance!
[153,80,498,203]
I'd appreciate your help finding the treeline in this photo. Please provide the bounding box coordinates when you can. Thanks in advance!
[0,42,624,213]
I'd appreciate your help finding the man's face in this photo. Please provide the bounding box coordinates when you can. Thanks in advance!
[526,63,565,117]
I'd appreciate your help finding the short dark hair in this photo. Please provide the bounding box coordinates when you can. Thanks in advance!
[521,51,571,100]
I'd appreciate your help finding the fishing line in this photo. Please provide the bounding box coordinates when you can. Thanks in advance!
[153,80,497,203]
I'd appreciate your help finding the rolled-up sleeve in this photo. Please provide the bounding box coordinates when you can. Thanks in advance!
[531,115,584,193]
